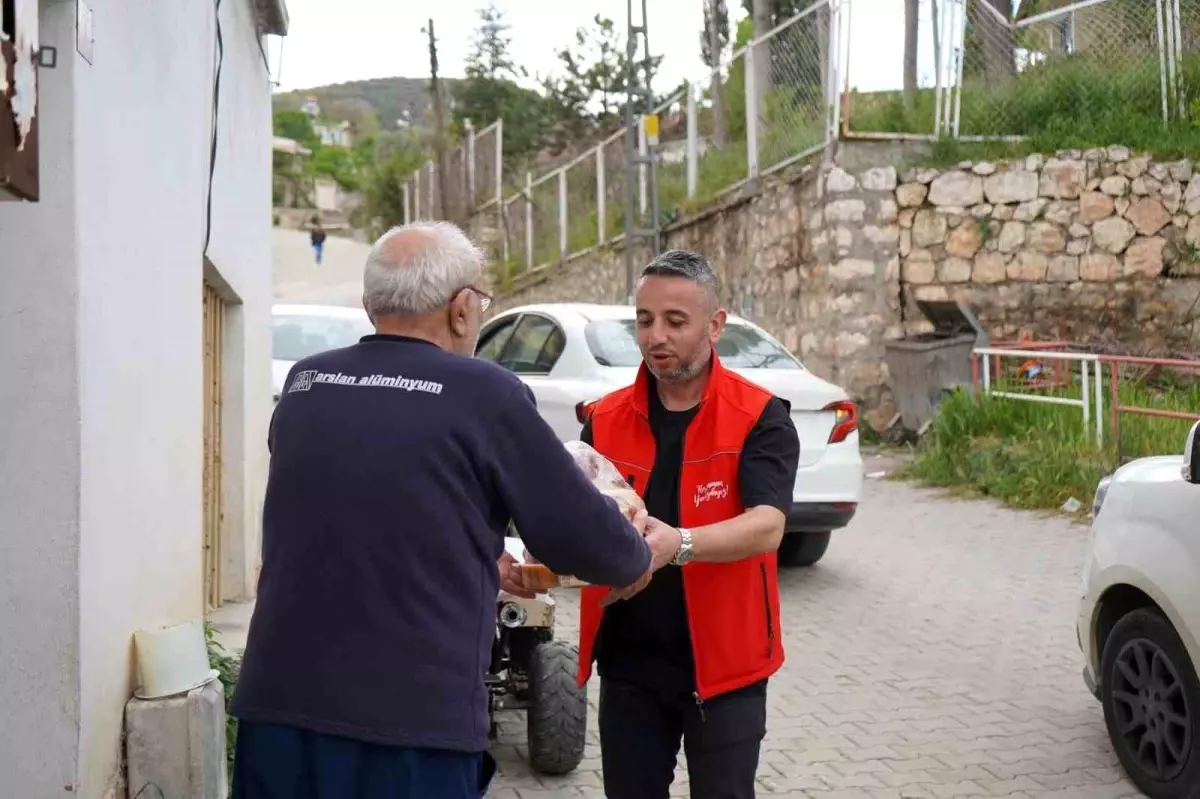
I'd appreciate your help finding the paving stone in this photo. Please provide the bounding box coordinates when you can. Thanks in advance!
[486,478,1145,797]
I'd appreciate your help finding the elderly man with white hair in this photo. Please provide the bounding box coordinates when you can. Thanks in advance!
[229,222,681,799]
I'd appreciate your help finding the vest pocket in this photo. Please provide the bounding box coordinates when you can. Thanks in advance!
[759,562,774,658]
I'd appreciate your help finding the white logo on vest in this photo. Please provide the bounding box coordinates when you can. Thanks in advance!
[693,480,730,507]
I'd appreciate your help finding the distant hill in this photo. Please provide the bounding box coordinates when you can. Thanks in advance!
[272,76,465,132]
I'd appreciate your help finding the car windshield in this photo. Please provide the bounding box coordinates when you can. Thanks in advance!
[584,319,801,370]
[272,313,374,362]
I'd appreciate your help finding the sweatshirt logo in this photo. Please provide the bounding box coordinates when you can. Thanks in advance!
[287,369,444,396]
[693,480,730,507]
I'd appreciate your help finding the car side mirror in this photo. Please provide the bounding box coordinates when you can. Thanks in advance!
[1185,421,1200,485]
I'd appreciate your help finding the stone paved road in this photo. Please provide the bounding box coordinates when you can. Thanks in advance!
[487,462,1144,799]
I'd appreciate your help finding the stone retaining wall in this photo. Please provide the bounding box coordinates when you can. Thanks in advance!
[487,144,1200,426]
[893,147,1200,349]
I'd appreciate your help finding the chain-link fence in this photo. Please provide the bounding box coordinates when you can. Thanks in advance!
[957,0,1168,139]
[842,0,1200,143]
[470,120,502,211]
[754,1,834,172]
[402,0,846,267]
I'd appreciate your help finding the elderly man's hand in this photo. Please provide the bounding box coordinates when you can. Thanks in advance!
[497,551,541,599]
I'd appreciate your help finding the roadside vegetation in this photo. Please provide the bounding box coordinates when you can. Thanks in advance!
[899,379,1200,513]
[204,621,241,786]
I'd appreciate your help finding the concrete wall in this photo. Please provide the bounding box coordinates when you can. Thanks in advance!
[0,0,274,795]
[0,2,83,794]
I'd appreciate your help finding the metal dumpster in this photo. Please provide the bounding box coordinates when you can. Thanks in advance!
[884,300,989,432]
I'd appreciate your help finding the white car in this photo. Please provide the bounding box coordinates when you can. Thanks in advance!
[1078,421,1200,797]
[271,303,373,400]
[475,302,863,567]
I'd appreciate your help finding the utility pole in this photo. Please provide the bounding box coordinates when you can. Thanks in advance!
[622,0,661,303]
[426,18,451,221]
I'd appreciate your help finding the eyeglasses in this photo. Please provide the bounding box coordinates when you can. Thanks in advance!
[457,285,492,313]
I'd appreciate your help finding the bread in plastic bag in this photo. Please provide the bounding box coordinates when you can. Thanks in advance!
[516,440,644,590]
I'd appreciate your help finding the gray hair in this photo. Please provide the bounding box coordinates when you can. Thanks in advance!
[641,249,720,303]
[362,221,484,317]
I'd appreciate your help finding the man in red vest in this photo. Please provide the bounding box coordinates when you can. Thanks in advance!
[577,250,800,799]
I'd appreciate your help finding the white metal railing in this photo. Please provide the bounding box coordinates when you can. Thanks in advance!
[400,0,849,272]
[973,347,1105,447]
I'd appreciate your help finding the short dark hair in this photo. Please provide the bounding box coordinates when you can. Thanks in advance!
[641,249,719,298]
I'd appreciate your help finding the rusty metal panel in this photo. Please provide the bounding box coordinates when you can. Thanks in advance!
[203,284,226,610]
[1,0,40,201]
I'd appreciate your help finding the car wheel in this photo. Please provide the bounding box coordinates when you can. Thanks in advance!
[1100,608,1200,798]
[777,531,831,567]
[526,640,587,776]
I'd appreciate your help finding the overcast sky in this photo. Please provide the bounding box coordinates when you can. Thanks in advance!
[268,0,946,99]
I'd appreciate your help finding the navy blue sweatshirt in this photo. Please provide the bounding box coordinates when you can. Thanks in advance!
[229,334,652,753]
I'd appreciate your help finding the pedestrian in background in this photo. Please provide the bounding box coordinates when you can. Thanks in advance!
[229,221,680,799]
[577,249,800,799]
[309,215,326,265]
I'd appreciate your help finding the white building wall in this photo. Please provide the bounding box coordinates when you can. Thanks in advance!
[0,2,84,795]
[0,0,274,795]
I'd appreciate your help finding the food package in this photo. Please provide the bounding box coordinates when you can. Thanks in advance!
[516,440,645,591]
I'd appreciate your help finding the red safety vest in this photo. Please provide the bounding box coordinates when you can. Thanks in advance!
[576,352,786,700]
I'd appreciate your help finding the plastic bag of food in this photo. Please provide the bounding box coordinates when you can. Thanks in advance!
[516,440,645,590]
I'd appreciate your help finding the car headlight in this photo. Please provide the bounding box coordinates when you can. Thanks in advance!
[1091,475,1112,520]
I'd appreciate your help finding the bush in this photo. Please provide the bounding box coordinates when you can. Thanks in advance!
[204,621,240,784]
[902,381,1198,513]
[851,52,1200,160]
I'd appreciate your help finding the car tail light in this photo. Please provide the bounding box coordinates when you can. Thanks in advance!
[824,400,858,444]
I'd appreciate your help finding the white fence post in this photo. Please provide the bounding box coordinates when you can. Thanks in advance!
[524,171,533,270]
[686,82,698,200]
[466,119,476,208]
[495,119,504,206]
[1094,361,1105,447]
[501,201,511,265]
[558,168,568,258]
[638,120,648,216]
[428,162,436,219]
[952,0,966,138]
[596,146,607,245]
[1157,0,1171,124]
[403,183,411,225]
[413,169,421,220]
[826,0,840,145]
[1082,359,1092,435]
[744,45,759,179]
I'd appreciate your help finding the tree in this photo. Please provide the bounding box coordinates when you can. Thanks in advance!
[451,4,552,168]
[701,0,730,148]
[273,109,319,150]
[464,2,517,80]
[361,147,427,238]
[541,14,662,146]
[904,0,919,108]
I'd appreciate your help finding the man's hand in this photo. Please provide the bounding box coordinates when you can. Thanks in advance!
[497,551,541,599]
[643,517,683,571]
[599,516,681,607]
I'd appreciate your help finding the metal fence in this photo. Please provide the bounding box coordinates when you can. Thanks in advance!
[972,344,1200,461]
[846,0,1200,141]
[399,0,847,275]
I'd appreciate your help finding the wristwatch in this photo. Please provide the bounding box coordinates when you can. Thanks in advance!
[672,527,695,566]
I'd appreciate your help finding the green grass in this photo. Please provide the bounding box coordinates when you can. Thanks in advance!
[853,52,1200,166]
[900,381,1200,513]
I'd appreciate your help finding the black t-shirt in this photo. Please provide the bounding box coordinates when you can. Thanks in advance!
[581,378,799,701]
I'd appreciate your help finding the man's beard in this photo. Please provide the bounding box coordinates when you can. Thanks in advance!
[646,346,711,383]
